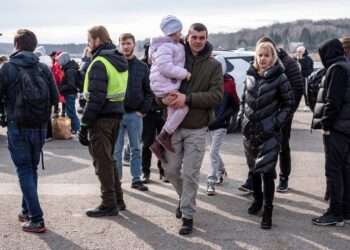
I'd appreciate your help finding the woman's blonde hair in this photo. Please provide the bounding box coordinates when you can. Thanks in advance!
[253,42,278,74]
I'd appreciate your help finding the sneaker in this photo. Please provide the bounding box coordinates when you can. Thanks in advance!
[85,204,118,217]
[179,218,193,235]
[238,179,253,193]
[312,212,344,226]
[207,181,216,196]
[276,179,289,193]
[141,173,150,184]
[216,170,227,185]
[18,212,30,222]
[71,132,79,140]
[22,220,46,233]
[116,199,126,211]
[160,174,170,183]
[131,181,148,191]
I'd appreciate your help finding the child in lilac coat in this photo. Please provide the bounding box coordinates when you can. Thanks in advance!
[149,15,191,157]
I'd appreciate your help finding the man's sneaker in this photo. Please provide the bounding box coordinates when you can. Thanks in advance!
[207,181,216,196]
[312,212,344,226]
[131,181,148,191]
[85,204,118,217]
[238,179,253,193]
[216,170,227,185]
[141,173,150,184]
[22,220,46,233]
[116,199,126,211]
[160,174,170,183]
[71,132,79,140]
[18,212,30,222]
[179,218,193,235]
[276,179,289,193]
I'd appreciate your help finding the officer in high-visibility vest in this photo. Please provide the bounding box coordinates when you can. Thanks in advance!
[79,25,128,218]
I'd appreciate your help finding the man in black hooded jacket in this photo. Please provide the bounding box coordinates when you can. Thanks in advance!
[312,38,350,226]
[79,25,128,217]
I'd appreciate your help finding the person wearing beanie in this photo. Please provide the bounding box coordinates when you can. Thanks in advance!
[311,38,350,226]
[239,36,303,194]
[206,55,240,195]
[57,52,81,138]
[149,15,191,161]
[340,37,350,63]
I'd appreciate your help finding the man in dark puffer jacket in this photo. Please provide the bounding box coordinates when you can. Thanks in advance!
[80,25,128,217]
[311,38,350,227]
[239,36,303,193]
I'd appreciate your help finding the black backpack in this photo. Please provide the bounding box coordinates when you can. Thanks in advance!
[3,62,51,127]
[307,68,326,112]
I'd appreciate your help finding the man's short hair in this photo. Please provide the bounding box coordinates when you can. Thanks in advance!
[119,33,135,43]
[188,23,208,37]
[14,29,37,52]
[88,25,112,44]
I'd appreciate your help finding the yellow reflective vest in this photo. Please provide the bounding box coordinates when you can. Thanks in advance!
[83,56,128,102]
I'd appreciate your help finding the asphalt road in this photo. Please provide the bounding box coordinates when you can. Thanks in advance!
[1,108,349,250]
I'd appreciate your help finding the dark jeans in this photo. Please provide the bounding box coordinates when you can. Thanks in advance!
[252,172,275,207]
[323,130,350,217]
[65,94,80,132]
[88,118,123,207]
[142,111,165,176]
[7,124,46,222]
[279,115,293,180]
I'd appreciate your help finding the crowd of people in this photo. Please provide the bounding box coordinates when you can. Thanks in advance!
[0,15,350,236]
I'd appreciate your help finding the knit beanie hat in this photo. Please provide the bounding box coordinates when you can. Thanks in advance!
[340,37,350,49]
[160,15,183,36]
[57,52,71,66]
[215,55,227,75]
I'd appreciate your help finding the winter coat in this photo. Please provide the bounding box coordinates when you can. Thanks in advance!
[312,38,350,134]
[123,56,153,114]
[279,49,304,111]
[59,60,80,96]
[81,43,128,128]
[238,61,294,174]
[149,36,187,97]
[175,42,223,129]
[0,51,59,125]
[294,50,314,78]
[209,74,240,130]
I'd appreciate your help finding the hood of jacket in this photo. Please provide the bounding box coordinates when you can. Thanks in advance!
[9,50,39,67]
[185,41,213,61]
[92,43,128,72]
[149,36,173,56]
[247,59,285,79]
[318,38,346,68]
[62,60,79,71]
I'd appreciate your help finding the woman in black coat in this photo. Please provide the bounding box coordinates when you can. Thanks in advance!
[238,42,294,229]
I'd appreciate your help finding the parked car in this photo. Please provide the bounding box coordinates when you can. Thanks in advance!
[213,49,255,133]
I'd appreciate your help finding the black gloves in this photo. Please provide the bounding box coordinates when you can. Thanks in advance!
[79,126,90,146]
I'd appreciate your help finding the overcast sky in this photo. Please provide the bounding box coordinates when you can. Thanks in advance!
[0,0,349,44]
